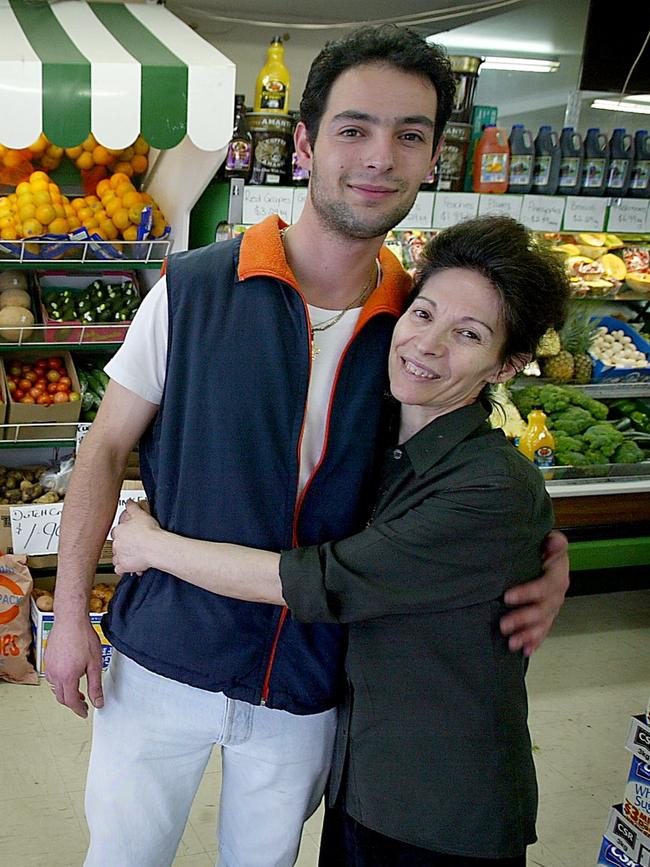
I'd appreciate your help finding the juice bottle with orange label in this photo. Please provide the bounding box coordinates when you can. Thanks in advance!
[517,406,555,468]
[472,125,510,193]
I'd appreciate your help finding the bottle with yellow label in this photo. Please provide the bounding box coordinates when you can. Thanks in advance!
[254,36,290,114]
[517,406,555,468]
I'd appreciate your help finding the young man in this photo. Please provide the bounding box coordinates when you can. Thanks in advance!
[45,25,569,867]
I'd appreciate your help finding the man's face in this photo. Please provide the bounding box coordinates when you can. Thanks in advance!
[296,63,439,240]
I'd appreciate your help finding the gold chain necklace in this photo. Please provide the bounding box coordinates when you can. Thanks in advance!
[279,227,377,360]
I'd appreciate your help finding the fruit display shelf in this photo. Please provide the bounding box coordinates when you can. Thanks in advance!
[510,380,650,400]
[0,238,171,269]
[0,322,129,349]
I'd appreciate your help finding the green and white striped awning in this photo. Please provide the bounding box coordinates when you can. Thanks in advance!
[0,0,235,151]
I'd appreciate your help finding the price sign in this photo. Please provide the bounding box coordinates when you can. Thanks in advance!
[10,487,148,556]
[242,186,294,224]
[607,199,650,233]
[76,423,91,453]
[478,194,523,221]
[396,192,435,228]
[291,187,308,223]
[519,196,565,232]
[562,196,607,231]
[432,193,479,228]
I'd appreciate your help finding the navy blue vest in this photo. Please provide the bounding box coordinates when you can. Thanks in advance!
[103,237,398,713]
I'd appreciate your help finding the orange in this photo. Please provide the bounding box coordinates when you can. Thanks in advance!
[22,218,44,236]
[29,170,49,183]
[29,178,49,194]
[83,217,99,230]
[48,182,60,196]
[68,216,81,231]
[105,198,123,219]
[122,225,139,242]
[28,134,49,155]
[96,179,111,198]
[133,135,150,156]
[0,215,15,229]
[93,209,108,223]
[17,192,34,209]
[100,219,119,241]
[92,145,114,166]
[64,204,76,219]
[71,197,86,211]
[151,218,167,238]
[140,192,154,206]
[91,227,108,240]
[112,208,131,231]
[122,190,143,210]
[115,181,134,199]
[109,172,130,190]
[131,154,148,175]
[48,217,69,235]
[16,182,31,197]
[113,161,134,178]
[33,190,52,206]
[128,204,145,225]
[3,150,24,168]
[101,191,117,209]
[46,144,64,159]
[40,155,59,171]
[82,134,97,152]
[65,145,83,160]
[53,204,66,219]
[35,204,56,225]
[0,226,18,241]
[120,147,135,162]
[76,151,94,171]
[78,207,96,222]
[18,204,37,223]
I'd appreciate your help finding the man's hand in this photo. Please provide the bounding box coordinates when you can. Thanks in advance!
[111,499,159,576]
[500,530,570,657]
[44,618,104,718]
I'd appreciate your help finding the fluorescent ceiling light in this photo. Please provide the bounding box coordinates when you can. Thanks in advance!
[427,33,554,54]
[591,99,650,114]
[481,56,559,72]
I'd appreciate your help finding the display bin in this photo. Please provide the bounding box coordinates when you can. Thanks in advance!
[1,351,81,440]
[591,317,650,383]
[35,270,140,344]
[30,573,120,675]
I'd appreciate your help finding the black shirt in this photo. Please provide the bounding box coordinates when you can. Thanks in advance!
[280,398,553,859]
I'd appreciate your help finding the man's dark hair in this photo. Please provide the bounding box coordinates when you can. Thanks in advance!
[300,25,456,153]
[411,216,571,362]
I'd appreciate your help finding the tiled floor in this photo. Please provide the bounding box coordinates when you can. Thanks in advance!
[1,588,649,866]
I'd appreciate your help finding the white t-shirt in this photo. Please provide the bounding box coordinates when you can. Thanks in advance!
[106,275,369,495]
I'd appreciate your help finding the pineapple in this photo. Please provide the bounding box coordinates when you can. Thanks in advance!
[536,328,561,358]
[560,305,599,384]
[542,350,575,382]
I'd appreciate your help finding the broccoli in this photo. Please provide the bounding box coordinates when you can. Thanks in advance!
[510,385,541,420]
[555,451,589,467]
[554,434,585,454]
[581,424,625,458]
[548,407,596,437]
[569,390,608,420]
[612,441,646,464]
[584,448,610,465]
[539,384,571,414]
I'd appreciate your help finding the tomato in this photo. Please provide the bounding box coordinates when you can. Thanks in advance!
[37,394,53,406]
[46,382,59,394]
[52,391,69,403]
[55,382,70,393]
[18,378,32,391]
[58,375,72,389]
[68,391,81,402]
[46,369,61,383]
[13,389,24,400]
[36,377,47,388]
[48,357,64,369]
[21,364,32,374]
[29,387,43,400]
[35,360,48,370]
[6,381,16,392]
[24,371,38,383]
[19,395,35,404]
[6,374,17,384]
[9,364,22,377]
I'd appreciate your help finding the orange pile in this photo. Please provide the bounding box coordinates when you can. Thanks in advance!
[66,133,150,179]
[0,171,76,241]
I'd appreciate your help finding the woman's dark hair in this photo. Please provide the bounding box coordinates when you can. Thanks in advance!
[411,216,571,364]
[300,25,456,153]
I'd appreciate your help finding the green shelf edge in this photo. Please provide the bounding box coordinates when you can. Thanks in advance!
[569,537,650,571]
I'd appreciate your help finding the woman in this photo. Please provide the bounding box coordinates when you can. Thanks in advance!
[112,216,570,865]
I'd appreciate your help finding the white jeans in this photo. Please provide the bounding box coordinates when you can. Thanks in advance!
[84,651,337,867]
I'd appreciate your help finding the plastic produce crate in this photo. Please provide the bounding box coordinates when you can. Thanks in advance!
[590,316,650,383]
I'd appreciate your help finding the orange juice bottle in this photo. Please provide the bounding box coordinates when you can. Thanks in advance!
[517,406,555,467]
[254,36,290,114]
[473,125,510,193]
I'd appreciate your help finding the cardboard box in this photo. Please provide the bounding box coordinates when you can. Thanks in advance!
[628,716,650,765]
[30,574,120,675]
[2,350,81,440]
[605,805,650,866]
[623,757,650,837]
[35,270,140,344]
[598,836,642,866]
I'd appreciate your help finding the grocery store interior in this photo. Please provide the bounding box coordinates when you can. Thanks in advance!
[1,0,650,865]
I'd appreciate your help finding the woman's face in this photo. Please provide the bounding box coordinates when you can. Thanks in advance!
[389,267,514,420]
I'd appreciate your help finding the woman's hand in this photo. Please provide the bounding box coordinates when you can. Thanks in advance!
[111,499,160,576]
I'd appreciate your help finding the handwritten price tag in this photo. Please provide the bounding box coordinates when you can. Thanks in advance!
[607,198,650,233]
[10,488,148,556]
[76,423,91,453]
[478,194,523,221]
[242,186,294,224]
[396,192,435,228]
[432,193,479,228]
[519,196,565,232]
[291,187,308,223]
[562,196,607,231]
